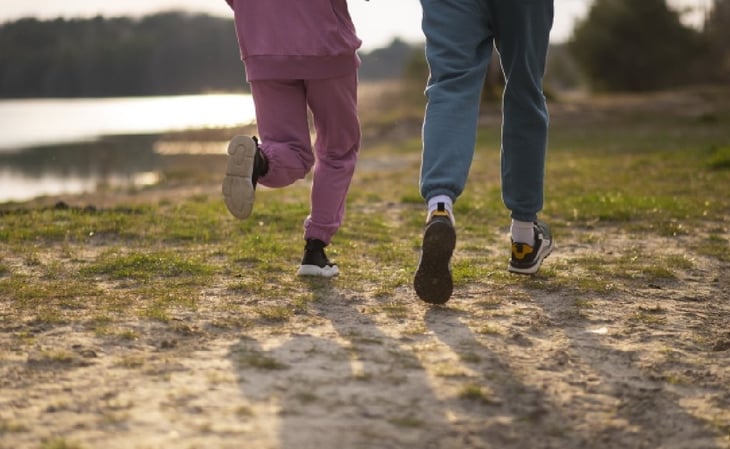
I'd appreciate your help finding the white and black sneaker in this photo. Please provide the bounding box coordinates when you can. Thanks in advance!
[508,220,554,275]
[222,135,268,219]
[414,203,456,304]
[296,239,340,277]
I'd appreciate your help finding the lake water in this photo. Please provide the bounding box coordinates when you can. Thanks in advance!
[0,94,256,203]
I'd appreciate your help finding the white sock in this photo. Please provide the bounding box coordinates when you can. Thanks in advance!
[511,219,535,245]
[427,195,455,225]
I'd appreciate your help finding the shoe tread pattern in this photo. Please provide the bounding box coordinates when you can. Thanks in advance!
[414,217,456,304]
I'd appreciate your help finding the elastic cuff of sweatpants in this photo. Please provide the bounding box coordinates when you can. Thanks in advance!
[304,230,333,246]
[303,218,337,246]
[510,211,539,222]
[422,188,457,204]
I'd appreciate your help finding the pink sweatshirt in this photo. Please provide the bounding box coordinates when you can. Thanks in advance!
[225,0,362,81]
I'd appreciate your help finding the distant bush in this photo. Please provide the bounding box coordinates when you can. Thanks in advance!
[359,38,418,80]
[569,0,703,92]
[701,0,730,82]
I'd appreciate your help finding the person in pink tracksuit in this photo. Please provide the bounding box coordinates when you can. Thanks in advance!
[222,0,362,277]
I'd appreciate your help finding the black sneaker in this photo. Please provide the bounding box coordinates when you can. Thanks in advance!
[222,135,268,219]
[508,220,554,275]
[297,239,340,277]
[414,203,456,304]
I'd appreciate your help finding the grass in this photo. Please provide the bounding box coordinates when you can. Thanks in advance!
[388,416,425,428]
[458,383,494,404]
[0,86,728,449]
[0,86,728,333]
[40,438,85,449]
[233,347,289,370]
[0,419,27,434]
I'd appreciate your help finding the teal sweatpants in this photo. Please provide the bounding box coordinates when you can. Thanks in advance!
[419,0,554,222]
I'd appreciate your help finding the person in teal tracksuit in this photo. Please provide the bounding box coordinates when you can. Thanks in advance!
[414,0,555,304]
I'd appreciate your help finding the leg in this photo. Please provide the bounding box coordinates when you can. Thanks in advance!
[491,0,555,274]
[302,71,361,245]
[415,0,492,304]
[493,0,554,222]
[250,79,315,188]
[419,0,493,202]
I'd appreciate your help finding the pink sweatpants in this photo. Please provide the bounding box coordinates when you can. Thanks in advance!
[250,72,360,245]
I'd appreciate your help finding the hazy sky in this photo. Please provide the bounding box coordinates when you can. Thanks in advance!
[0,0,714,51]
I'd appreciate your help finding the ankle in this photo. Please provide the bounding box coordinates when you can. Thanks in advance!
[305,238,327,250]
[511,219,535,245]
[427,195,455,225]
[253,136,269,178]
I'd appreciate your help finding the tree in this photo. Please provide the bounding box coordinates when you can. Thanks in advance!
[703,0,730,82]
[569,0,702,91]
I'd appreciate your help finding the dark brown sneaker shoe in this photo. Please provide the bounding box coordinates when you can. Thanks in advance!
[414,203,456,305]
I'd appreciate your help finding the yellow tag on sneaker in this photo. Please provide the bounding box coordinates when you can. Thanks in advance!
[512,242,534,260]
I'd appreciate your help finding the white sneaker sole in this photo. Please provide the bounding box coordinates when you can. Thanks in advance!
[222,135,256,219]
[297,264,340,278]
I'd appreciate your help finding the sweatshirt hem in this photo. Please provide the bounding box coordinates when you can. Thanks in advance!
[244,54,360,81]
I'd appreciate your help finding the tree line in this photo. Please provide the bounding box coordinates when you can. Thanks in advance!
[1,0,728,98]
[0,13,246,97]
[0,12,413,98]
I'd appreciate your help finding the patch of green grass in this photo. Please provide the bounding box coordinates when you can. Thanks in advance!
[370,271,411,298]
[694,234,730,262]
[0,274,100,304]
[631,310,667,326]
[139,301,172,322]
[365,300,410,319]
[459,351,482,363]
[0,419,27,434]
[93,320,135,339]
[235,405,254,417]
[476,323,503,335]
[40,438,85,449]
[227,278,269,295]
[663,372,690,385]
[115,355,146,369]
[400,192,423,204]
[82,250,214,280]
[0,207,146,243]
[31,349,76,366]
[11,330,36,347]
[706,145,730,170]
[452,258,494,283]
[560,193,695,224]
[254,305,294,322]
[294,391,319,404]
[458,383,494,404]
[475,297,506,309]
[233,346,289,370]
[432,362,469,378]
[388,416,424,428]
